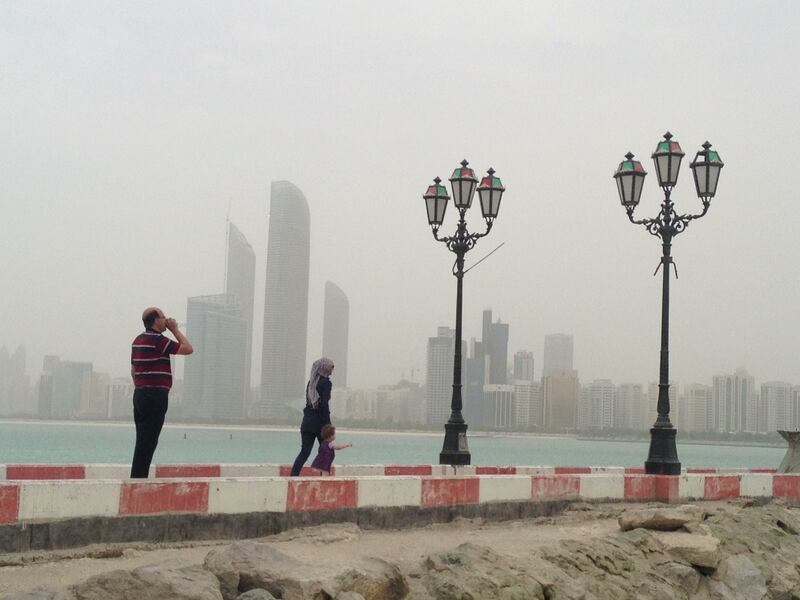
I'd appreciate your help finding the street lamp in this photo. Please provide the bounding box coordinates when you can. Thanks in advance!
[614,132,724,475]
[423,160,505,465]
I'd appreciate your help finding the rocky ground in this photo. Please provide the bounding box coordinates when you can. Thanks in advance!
[2,499,800,599]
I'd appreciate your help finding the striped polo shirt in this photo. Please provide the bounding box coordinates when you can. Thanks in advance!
[131,329,181,389]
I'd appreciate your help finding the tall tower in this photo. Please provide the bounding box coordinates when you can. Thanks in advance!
[225,222,256,400]
[543,334,574,374]
[322,281,349,388]
[426,326,456,425]
[184,294,248,421]
[258,181,311,418]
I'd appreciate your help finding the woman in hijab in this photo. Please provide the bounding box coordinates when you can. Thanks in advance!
[290,357,335,476]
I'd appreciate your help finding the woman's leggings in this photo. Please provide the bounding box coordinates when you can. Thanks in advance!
[290,430,323,476]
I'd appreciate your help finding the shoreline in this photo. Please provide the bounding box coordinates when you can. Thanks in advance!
[0,418,786,448]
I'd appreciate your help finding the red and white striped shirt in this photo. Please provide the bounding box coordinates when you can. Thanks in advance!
[131,329,180,389]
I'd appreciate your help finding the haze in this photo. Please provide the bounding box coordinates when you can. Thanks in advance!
[2,1,799,391]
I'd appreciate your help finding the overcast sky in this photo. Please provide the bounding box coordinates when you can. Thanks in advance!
[2,1,799,392]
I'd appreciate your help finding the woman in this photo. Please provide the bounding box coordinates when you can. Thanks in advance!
[290,357,334,476]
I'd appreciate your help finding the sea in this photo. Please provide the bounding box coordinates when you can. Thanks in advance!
[0,420,785,469]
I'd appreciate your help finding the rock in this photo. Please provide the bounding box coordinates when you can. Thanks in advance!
[335,594,366,600]
[419,543,545,600]
[204,541,316,600]
[655,560,701,595]
[66,563,222,600]
[652,531,721,570]
[0,591,58,600]
[236,590,277,600]
[330,558,409,600]
[713,554,767,600]
[618,505,706,532]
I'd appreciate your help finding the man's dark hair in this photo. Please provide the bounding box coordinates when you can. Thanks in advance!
[143,310,159,329]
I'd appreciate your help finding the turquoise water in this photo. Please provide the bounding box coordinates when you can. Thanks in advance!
[0,420,785,469]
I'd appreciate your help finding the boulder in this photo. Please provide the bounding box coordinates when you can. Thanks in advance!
[66,563,222,600]
[236,590,277,600]
[618,505,706,532]
[418,543,545,600]
[329,558,408,600]
[335,594,366,600]
[713,554,767,600]
[204,541,324,600]
[652,532,720,570]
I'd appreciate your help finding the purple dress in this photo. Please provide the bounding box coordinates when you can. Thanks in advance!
[311,441,335,472]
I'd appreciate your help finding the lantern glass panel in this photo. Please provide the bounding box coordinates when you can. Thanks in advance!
[452,179,476,209]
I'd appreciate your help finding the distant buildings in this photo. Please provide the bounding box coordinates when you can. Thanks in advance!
[579,379,615,430]
[679,383,712,433]
[712,368,756,433]
[513,351,534,382]
[543,334,574,374]
[426,326,456,425]
[484,384,515,429]
[225,222,256,399]
[50,360,92,419]
[615,383,645,430]
[322,281,350,389]
[0,346,30,416]
[258,181,311,418]
[542,369,580,430]
[482,310,509,385]
[183,294,249,421]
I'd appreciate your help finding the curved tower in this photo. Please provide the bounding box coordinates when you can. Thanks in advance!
[322,281,349,388]
[258,181,310,418]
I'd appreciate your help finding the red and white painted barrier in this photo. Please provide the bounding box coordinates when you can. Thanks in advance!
[1,472,800,526]
[0,464,778,481]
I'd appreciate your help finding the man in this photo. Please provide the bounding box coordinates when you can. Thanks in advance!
[130,307,193,478]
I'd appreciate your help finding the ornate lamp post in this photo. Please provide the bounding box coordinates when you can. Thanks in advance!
[423,160,505,465]
[614,133,724,475]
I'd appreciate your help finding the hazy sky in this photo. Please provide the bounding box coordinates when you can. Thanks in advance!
[2,2,799,391]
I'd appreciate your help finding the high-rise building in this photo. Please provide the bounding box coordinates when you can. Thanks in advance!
[184,294,249,421]
[791,386,800,430]
[482,310,509,384]
[543,334,574,374]
[760,382,793,433]
[513,379,541,428]
[463,339,486,428]
[225,222,256,397]
[0,346,29,416]
[712,368,756,433]
[680,383,712,433]
[484,384,515,429]
[615,383,646,430]
[322,281,349,388]
[513,351,534,382]
[542,369,580,431]
[426,327,456,425]
[37,355,60,419]
[51,361,92,419]
[258,181,311,418]
[579,379,615,430]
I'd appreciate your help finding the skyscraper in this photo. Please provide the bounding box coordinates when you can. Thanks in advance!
[712,368,755,433]
[680,383,712,433]
[258,181,311,418]
[513,351,534,382]
[543,334,574,374]
[579,379,615,430]
[322,281,349,388]
[426,326,456,425]
[183,294,248,421]
[760,381,793,433]
[225,222,256,398]
[482,309,509,384]
[615,383,646,430]
[542,369,580,430]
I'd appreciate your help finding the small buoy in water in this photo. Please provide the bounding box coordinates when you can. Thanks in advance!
[229,434,233,440]
[183,433,187,439]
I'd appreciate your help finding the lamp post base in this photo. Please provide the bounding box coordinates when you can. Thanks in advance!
[644,426,681,475]
[439,422,471,466]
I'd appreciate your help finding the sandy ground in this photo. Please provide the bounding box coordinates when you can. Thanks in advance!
[0,504,624,596]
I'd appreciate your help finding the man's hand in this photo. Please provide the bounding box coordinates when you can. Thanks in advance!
[166,318,178,332]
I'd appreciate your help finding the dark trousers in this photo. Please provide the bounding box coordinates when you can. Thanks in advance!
[130,387,169,478]
[290,430,323,476]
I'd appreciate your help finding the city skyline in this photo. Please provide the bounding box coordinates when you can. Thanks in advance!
[2,4,799,395]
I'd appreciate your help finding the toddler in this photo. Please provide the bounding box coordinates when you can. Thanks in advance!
[311,425,352,475]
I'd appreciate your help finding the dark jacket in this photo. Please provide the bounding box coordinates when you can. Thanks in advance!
[300,376,332,434]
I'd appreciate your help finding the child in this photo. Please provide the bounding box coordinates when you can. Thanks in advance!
[311,424,352,475]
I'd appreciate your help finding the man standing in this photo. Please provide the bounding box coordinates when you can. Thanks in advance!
[130,307,193,478]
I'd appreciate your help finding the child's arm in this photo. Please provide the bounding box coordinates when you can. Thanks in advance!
[332,441,352,450]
